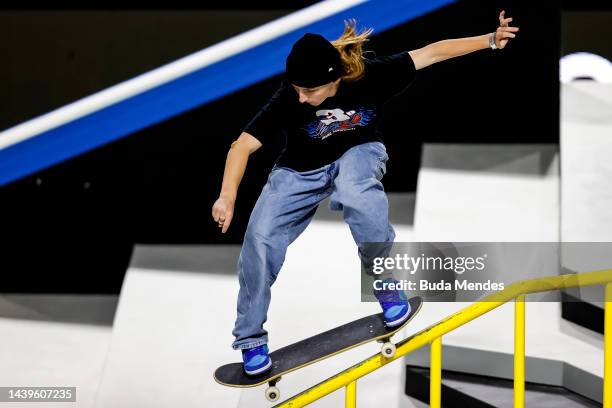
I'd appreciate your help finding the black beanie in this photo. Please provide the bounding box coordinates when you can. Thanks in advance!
[286,33,343,88]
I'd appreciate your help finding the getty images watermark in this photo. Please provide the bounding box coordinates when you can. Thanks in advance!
[360,242,612,302]
[371,251,503,292]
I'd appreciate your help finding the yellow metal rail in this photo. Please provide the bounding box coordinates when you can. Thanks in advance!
[274,269,612,408]
[430,336,442,407]
[514,294,525,408]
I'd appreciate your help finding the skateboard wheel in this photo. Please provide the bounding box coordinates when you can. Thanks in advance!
[265,386,280,402]
[381,342,396,358]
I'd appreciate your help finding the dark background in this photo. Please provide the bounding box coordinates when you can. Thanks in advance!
[561,11,612,58]
[0,0,608,293]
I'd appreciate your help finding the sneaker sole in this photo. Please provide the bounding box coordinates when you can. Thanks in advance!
[245,358,272,376]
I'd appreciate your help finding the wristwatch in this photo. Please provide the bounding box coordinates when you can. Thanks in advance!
[489,32,498,50]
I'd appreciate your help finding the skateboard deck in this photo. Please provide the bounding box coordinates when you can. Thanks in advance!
[214,296,422,389]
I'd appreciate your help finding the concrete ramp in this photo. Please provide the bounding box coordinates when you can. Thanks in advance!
[94,245,243,408]
[409,144,605,404]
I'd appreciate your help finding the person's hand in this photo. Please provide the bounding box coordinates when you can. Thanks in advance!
[494,10,519,49]
[212,195,235,233]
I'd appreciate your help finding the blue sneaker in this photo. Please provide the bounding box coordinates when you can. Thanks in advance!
[242,344,272,376]
[374,279,411,327]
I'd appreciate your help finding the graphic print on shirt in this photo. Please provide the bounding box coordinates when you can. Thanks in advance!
[304,107,375,140]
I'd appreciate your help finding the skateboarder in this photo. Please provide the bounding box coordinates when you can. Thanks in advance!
[212,12,519,376]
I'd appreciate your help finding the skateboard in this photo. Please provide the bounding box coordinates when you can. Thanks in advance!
[214,296,422,402]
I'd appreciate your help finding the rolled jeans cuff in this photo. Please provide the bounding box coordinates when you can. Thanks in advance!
[232,337,268,350]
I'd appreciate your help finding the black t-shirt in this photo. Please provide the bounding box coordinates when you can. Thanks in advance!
[243,51,417,172]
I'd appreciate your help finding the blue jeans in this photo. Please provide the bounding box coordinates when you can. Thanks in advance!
[231,141,395,350]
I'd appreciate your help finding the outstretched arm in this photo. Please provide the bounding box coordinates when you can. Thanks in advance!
[408,10,519,70]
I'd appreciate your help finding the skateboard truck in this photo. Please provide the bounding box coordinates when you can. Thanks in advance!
[376,336,397,358]
[380,340,396,358]
[265,377,281,402]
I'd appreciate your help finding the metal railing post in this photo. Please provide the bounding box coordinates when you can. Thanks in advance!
[345,380,356,408]
[430,336,442,408]
[605,283,612,408]
[514,295,525,408]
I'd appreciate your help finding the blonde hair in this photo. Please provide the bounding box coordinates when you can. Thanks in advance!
[331,19,373,82]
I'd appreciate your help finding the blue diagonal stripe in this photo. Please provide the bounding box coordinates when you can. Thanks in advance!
[0,0,455,187]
